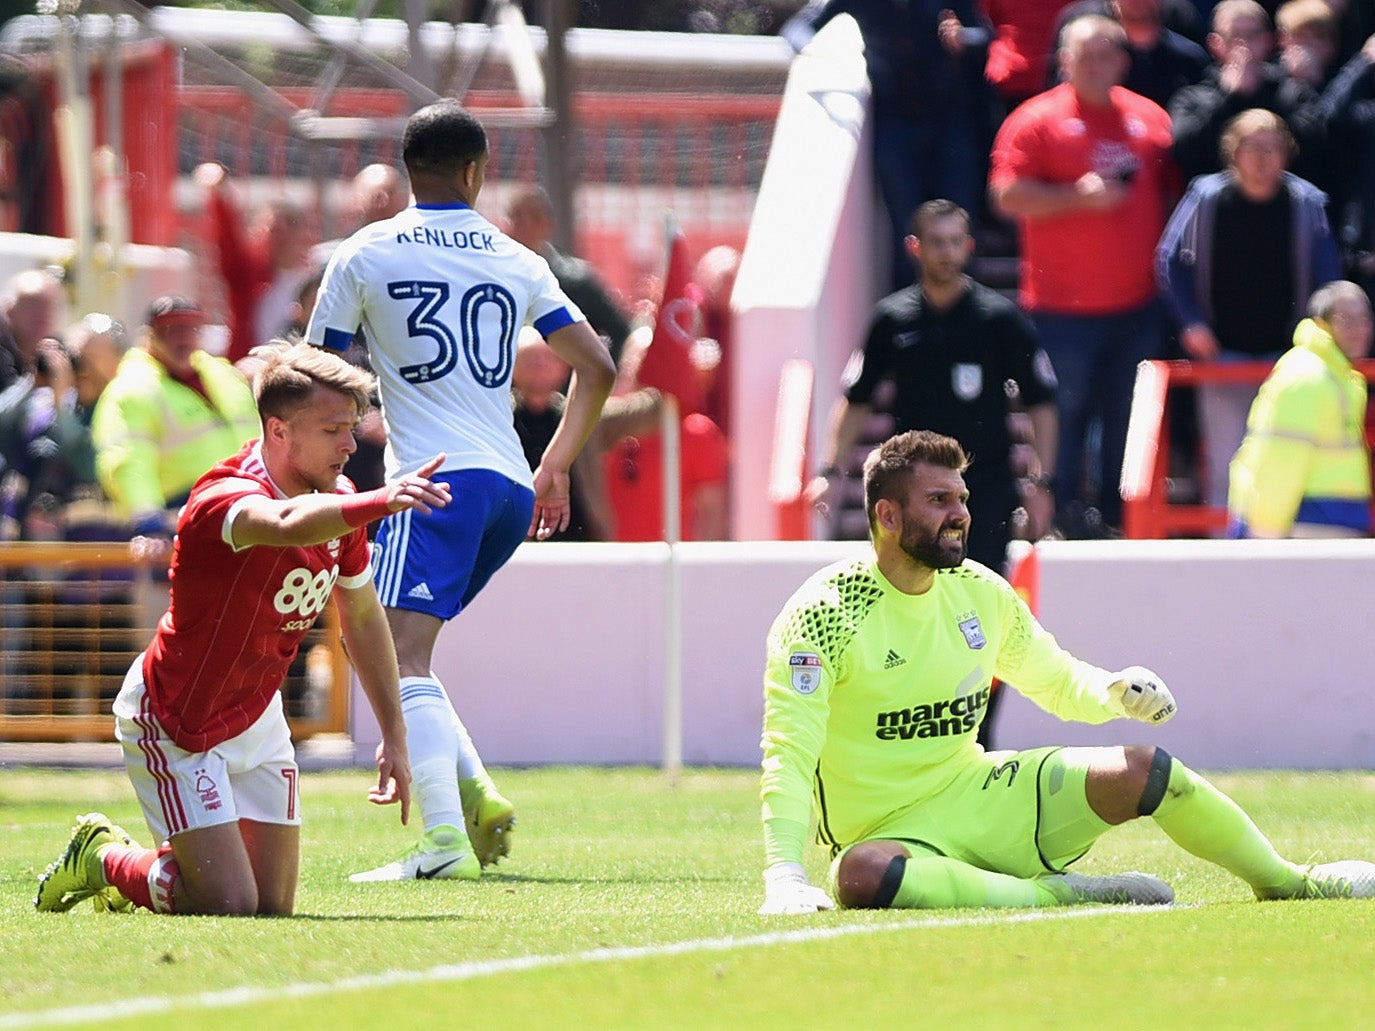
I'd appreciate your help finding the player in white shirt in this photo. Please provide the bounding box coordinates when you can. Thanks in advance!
[308,100,615,881]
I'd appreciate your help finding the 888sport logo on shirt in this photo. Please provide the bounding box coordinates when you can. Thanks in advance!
[275,565,340,632]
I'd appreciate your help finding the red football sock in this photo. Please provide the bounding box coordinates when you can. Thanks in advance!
[102,844,180,914]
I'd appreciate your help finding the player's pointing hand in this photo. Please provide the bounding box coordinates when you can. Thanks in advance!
[369,739,412,826]
[385,453,452,515]
[413,452,446,480]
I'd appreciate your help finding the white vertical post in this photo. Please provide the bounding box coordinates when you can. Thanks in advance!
[99,2,127,316]
[661,392,683,784]
[54,10,96,316]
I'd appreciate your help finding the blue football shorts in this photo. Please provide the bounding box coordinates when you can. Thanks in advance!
[370,468,535,621]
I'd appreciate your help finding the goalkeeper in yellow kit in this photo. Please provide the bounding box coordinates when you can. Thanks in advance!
[759,429,1375,914]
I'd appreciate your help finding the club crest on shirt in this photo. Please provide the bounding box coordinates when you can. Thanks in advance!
[952,363,982,401]
[789,652,823,694]
[957,614,986,650]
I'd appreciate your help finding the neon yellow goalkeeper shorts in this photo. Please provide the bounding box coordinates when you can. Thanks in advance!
[829,746,1114,879]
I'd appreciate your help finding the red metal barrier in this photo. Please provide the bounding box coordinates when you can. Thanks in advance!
[1120,359,1375,539]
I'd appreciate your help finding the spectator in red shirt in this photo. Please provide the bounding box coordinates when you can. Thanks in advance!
[195,162,315,365]
[990,13,1177,536]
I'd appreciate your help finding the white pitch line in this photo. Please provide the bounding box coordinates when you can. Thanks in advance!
[3,904,1173,1029]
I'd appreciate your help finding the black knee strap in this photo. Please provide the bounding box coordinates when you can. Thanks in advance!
[1137,748,1173,817]
[872,854,907,909]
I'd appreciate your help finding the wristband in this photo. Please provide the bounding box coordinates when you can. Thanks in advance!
[339,489,393,528]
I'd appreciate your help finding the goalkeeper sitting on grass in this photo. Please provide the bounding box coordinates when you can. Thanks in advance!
[758,429,1375,914]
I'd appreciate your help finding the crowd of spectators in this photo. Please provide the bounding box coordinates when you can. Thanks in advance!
[8,0,1375,553]
[797,0,1375,539]
[0,170,743,554]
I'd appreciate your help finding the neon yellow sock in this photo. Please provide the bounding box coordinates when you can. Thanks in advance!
[890,854,1060,909]
[1151,758,1301,897]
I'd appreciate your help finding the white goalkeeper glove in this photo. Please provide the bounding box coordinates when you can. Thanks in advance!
[758,861,835,915]
[1107,665,1177,725]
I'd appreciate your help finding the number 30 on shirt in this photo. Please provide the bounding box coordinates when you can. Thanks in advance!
[388,279,517,388]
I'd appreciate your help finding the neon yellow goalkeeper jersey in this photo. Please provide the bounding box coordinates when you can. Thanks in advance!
[760,556,1122,865]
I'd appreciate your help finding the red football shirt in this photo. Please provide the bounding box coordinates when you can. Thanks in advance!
[990,83,1177,314]
[141,441,372,752]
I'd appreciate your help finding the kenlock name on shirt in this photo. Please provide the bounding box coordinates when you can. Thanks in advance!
[395,227,496,252]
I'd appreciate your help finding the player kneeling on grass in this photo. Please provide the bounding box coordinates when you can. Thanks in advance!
[34,342,449,917]
[758,429,1375,915]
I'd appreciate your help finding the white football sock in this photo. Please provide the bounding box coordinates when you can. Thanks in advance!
[400,677,465,834]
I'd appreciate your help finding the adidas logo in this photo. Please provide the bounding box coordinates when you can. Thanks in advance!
[407,582,435,601]
[883,649,905,669]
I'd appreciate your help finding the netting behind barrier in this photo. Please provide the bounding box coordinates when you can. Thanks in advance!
[0,11,788,307]
[0,542,349,742]
[162,14,787,306]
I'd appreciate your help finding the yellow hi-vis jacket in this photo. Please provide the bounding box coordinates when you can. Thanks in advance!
[1228,318,1371,538]
[92,347,259,525]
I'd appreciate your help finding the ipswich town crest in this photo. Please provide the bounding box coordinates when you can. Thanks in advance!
[957,615,986,650]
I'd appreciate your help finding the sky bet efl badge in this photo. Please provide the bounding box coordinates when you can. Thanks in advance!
[789,652,822,694]
[958,615,986,650]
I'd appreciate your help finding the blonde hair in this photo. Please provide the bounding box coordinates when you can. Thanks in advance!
[251,340,376,422]
[1060,13,1127,54]
[1211,0,1270,35]
[1275,0,1334,41]
[1220,108,1296,164]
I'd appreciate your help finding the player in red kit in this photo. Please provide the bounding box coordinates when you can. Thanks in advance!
[34,342,449,917]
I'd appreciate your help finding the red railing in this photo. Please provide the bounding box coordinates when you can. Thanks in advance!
[1120,359,1375,539]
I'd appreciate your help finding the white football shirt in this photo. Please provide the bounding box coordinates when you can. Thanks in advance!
[306,202,585,485]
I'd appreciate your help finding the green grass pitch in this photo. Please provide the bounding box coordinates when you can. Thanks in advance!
[4,766,1375,1028]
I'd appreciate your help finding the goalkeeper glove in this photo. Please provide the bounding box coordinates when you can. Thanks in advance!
[758,862,835,915]
[1107,666,1177,725]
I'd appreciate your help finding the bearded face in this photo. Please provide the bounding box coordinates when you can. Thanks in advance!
[897,502,968,569]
